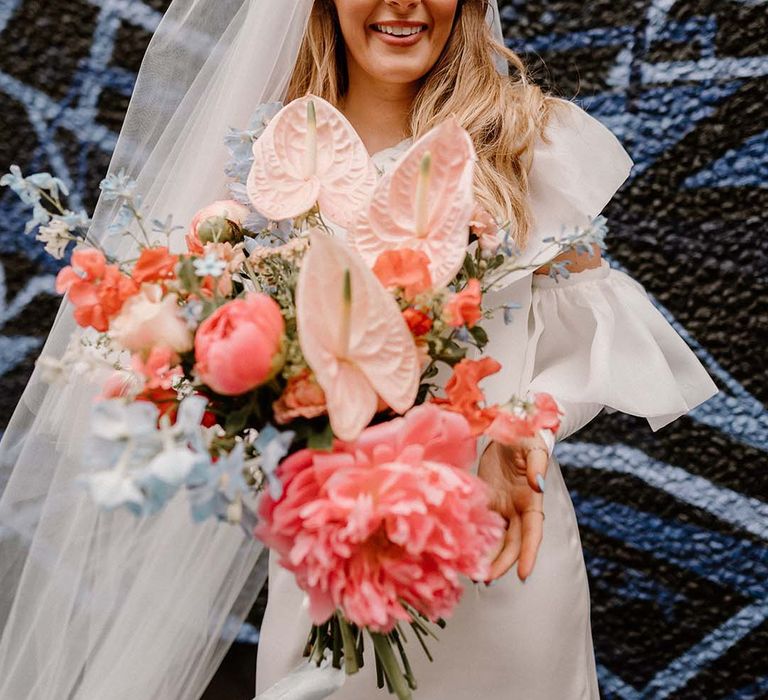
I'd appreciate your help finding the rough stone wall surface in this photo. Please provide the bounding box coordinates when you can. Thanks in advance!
[0,1,765,698]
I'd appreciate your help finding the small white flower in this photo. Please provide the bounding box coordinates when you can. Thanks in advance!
[36,219,73,259]
[79,471,144,511]
[193,253,227,278]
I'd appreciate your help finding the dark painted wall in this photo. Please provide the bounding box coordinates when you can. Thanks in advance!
[0,1,765,697]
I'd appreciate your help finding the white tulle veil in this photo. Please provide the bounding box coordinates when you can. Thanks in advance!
[0,2,507,698]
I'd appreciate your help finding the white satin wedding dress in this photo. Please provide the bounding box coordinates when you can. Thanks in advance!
[254,99,719,699]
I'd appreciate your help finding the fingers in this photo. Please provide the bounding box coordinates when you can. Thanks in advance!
[486,515,521,581]
[526,443,549,493]
[517,497,544,581]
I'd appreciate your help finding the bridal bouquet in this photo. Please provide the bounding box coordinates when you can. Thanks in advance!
[3,95,604,699]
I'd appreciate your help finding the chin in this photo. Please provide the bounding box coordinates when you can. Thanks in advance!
[363,52,436,85]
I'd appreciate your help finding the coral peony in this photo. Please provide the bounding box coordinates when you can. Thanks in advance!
[443,279,482,328]
[186,200,251,254]
[432,357,501,435]
[256,404,504,632]
[111,285,193,355]
[195,293,285,395]
[373,248,433,300]
[56,249,138,332]
[273,369,327,424]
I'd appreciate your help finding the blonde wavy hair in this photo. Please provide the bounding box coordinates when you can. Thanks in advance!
[286,0,560,248]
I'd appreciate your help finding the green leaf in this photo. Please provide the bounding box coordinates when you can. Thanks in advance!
[469,324,488,348]
[462,253,477,280]
[224,404,252,435]
[421,364,439,379]
[178,257,198,293]
[307,421,334,451]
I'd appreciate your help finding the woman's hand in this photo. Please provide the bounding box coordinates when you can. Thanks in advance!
[478,434,550,582]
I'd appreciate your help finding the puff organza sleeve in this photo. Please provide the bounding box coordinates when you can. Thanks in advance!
[522,99,719,448]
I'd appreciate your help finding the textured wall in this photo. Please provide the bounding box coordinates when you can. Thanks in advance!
[0,1,765,698]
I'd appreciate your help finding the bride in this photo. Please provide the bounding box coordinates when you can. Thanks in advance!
[0,1,718,699]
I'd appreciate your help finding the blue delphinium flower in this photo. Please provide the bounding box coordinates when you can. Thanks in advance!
[502,302,520,325]
[224,102,283,185]
[107,203,136,235]
[99,170,138,201]
[81,397,214,516]
[188,442,247,523]
[78,401,162,514]
[79,471,145,515]
[26,172,69,200]
[0,165,32,201]
[137,446,209,516]
[254,424,295,500]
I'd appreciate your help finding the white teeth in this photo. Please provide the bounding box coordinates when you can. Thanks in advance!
[373,24,425,37]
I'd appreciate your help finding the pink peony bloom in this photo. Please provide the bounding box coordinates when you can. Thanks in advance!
[186,200,251,254]
[256,404,505,632]
[110,285,193,356]
[195,293,285,395]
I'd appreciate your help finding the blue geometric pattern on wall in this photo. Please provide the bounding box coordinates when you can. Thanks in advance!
[0,0,766,697]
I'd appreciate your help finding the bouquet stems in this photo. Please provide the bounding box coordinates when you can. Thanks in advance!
[304,611,440,700]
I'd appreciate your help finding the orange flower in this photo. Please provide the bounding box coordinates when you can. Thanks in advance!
[531,393,562,433]
[133,247,179,285]
[443,279,482,328]
[373,248,432,299]
[273,369,327,424]
[485,393,563,446]
[402,307,432,336]
[485,411,535,445]
[56,249,138,332]
[432,357,501,435]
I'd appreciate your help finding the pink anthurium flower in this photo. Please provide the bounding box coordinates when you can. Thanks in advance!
[348,117,476,288]
[296,230,420,441]
[246,95,377,228]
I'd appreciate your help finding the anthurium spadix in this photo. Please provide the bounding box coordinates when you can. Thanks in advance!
[246,95,377,229]
[296,230,420,441]
[348,117,476,288]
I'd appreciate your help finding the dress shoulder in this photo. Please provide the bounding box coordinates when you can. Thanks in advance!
[528,98,634,228]
[497,99,635,288]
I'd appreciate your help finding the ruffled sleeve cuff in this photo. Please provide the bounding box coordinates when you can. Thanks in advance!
[526,260,719,432]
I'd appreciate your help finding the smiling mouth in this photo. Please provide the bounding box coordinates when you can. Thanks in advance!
[371,23,428,37]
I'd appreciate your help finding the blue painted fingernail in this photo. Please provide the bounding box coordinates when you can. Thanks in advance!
[536,473,546,493]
